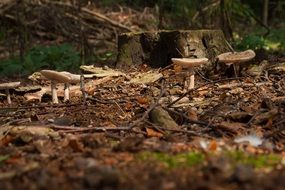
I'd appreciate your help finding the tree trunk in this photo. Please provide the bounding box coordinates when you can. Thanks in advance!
[262,0,269,26]
[220,0,233,40]
[116,30,231,70]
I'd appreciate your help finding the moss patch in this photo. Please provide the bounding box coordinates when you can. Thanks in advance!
[136,151,283,169]
[226,151,282,168]
[137,152,205,168]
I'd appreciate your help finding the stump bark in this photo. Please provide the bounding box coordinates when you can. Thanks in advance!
[116,30,231,69]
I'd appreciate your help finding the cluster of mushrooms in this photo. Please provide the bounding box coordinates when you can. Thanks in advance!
[0,49,255,105]
[0,70,85,105]
[171,49,256,91]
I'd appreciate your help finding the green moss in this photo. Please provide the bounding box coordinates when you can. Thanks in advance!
[136,151,282,169]
[226,151,281,168]
[137,151,205,168]
[0,155,10,164]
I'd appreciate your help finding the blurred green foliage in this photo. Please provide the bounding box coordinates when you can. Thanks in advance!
[234,27,285,51]
[227,151,281,168]
[138,151,205,168]
[235,34,266,50]
[137,151,282,169]
[0,44,81,77]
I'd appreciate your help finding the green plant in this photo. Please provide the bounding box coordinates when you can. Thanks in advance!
[137,151,205,168]
[227,151,281,168]
[0,155,10,164]
[234,34,266,50]
[0,44,81,76]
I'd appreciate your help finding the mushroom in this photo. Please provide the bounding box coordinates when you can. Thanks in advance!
[216,49,256,77]
[0,81,21,104]
[171,58,208,90]
[60,71,81,102]
[40,70,81,104]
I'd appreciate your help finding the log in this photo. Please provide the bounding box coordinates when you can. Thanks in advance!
[116,30,231,69]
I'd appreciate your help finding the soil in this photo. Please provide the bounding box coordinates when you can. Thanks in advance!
[1,61,285,190]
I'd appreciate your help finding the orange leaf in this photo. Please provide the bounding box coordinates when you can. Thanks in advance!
[188,109,198,121]
[124,102,133,111]
[136,96,149,105]
[173,64,183,72]
[208,140,218,151]
[146,128,163,138]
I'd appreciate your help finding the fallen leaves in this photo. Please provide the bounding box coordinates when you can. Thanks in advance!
[146,128,164,138]
[0,162,40,180]
[1,125,59,145]
[1,59,285,189]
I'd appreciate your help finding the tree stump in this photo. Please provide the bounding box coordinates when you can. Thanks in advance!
[116,30,231,69]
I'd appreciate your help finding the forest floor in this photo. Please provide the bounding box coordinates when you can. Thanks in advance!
[1,58,285,190]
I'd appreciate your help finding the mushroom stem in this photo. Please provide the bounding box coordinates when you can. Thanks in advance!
[64,83,70,102]
[51,81,58,104]
[233,64,238,77]
[185,69,195,90]
[189,73,195,90]
[226,62,238,77]
[80,75,86,103]
[5,89,11,104]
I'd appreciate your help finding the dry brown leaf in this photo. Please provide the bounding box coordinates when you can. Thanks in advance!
[7,126,59,143]
[187,109,198,121]
[173,64,182,72]
[136,96,150,105]
[208,140,218,151]
[146,128,163,138]
[124,102,133,111]
[0,135,13,146]
[66,135,84,152]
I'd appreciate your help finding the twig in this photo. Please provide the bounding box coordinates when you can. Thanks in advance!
[156,126,213,139]
[145,120,167,135]
[50,125,131,133]
[0,103,85,110]
[159,63,174,72]
[195,69,213,82]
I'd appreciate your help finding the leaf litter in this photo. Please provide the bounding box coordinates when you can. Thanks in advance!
[1,61,285,189]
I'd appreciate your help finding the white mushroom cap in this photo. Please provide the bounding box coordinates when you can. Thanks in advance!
[0,82,21,89]
[40,70,80,84]
[217,49,256,65]
[60,72,81,84]
[0,82,21,104]
[171,58,208,68]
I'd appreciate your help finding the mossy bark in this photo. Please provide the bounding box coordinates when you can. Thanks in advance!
[116,30,231,69]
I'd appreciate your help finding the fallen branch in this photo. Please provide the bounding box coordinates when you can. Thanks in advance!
[41,0,135,32]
